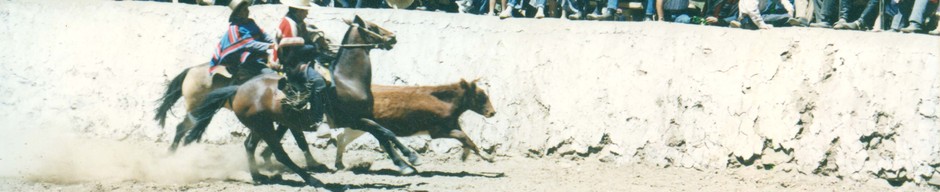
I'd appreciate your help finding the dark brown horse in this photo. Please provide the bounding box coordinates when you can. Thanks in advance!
[181,15,417,186]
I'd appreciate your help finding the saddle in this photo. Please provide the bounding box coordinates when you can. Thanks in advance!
[281,63,333,110]
[209,65,233,78]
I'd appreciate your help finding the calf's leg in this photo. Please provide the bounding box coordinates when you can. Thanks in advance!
[448,129,495,162]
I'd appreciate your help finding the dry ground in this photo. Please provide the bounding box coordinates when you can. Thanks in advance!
[0,140,925,192]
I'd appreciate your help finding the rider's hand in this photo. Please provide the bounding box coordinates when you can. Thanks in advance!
[267,62,283,71]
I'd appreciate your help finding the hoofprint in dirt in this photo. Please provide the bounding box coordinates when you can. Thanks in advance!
[0,141,928,192]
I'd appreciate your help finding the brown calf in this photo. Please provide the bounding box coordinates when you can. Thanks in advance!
[334,78,496,170]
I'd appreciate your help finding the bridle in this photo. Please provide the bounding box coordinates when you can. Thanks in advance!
[334,22,394,49]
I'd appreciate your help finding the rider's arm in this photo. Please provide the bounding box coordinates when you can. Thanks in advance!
[244,33,274,52]
[240,22,275,53]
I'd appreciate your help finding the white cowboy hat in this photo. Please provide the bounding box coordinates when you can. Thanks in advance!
[385,0,414,9]
[228,0,251,11]
[282,0,313,10]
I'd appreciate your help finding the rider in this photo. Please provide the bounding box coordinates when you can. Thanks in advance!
[274,0,336,123]
[209,0,277,85]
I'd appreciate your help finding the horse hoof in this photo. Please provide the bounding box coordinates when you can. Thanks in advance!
[335,163,346,170]
[399,166,417,175]
[304,177,325,187]
[409,156,422,166]
[251,174,276,185]
[307,163,331,173]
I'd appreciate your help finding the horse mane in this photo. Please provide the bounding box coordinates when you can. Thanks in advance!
[328,23,355,72]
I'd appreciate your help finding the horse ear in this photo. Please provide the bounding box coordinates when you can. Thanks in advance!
[353,15,366,27]
[342,18,352,25]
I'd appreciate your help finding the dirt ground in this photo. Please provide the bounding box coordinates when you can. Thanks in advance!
[0,139,925,192]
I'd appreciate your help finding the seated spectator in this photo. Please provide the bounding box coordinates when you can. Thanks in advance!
[809,0,838,28]
[645,0,658,20]
[587,0,619,20]
[499,0,547,18]
[832,0,879,30]
[706,0,742,27]
[423,0,460,12]
[739,0,800,29]
[881,0,909,31]
[657,0,692,23]
[468,0,497,15]
[900,0,938,33]
[564,0,586,19]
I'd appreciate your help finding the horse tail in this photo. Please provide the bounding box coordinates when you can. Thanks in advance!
[183,85,239,145]
[154,67,190,128]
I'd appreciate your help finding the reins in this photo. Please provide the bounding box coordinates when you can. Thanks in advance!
[330,23,392,49]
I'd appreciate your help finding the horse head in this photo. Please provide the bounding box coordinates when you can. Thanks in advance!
[343,15,397,50]
[460,78,496,118]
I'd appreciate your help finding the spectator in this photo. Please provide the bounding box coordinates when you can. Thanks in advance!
[643,0,658,20]
[831,0,879,30]
[706,0,742,27]
[499,0,547,19]
[468,0,493,14]
[809,0,838,27]
[882,0,909,31]
[588,0,619,20]
[563,0,585,19]
[740,0,800,29]
[657,0,692,23]
[900,0,938,33]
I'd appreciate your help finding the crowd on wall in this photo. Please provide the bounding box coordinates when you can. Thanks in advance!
[144,0,940,35]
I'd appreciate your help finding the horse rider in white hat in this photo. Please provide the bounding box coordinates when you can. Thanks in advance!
[209,0,278,85]
[274,0,336,124]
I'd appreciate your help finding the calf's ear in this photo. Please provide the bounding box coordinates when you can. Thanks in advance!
[460,79,470,90]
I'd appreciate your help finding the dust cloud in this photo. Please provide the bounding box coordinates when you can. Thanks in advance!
[0,126,248,184]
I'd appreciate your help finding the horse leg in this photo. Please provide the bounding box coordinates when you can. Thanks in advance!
[335,128,366,170]
[258,124,290,168]
[243,132,272,184]
[357,119,417,175]
[359,118,420,166]
[448,129,495,162]
[168,115,194,152]
[287,124,329,172]
[256,122,324,187]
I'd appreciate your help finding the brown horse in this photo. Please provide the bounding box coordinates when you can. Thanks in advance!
[154,63,233,152]
[181,15,417,186]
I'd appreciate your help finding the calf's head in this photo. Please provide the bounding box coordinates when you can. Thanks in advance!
[460,79,496,118]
